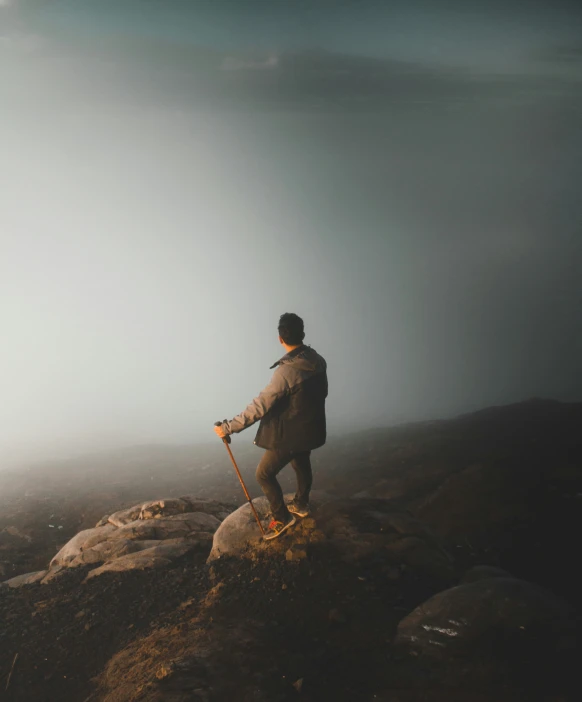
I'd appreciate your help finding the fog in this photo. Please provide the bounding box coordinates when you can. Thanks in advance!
[2,4,582,468]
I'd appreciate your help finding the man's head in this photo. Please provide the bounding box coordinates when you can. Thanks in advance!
[278,312,305,348]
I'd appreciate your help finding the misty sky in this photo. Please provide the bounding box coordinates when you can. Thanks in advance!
[1,0,582,467]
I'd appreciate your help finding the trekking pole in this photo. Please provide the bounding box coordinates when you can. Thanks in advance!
[214,421,265,536]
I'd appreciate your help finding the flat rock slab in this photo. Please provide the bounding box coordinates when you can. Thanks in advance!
[84,540,207,580]
[84,553,173,580]
[68,538,152,567]
[3,570,48,588]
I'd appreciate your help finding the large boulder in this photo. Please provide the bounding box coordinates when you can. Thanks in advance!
[208,491,334,562]
[391,577,576,697]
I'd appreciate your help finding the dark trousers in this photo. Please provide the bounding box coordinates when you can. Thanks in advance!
[255,449,312,522]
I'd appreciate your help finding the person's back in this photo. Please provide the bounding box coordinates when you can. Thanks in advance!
[254,344,327,453]
[214,313,328,540]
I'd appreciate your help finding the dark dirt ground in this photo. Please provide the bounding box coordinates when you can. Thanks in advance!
[1,543,576,702]
[1,399,581,701]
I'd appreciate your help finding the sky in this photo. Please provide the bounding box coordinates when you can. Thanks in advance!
[1,0,582,467]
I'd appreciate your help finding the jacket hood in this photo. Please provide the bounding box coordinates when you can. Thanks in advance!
[269,344,324,372]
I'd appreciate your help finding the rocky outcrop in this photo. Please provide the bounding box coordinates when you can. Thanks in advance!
[209,493,454,582]
[2,497,234,587]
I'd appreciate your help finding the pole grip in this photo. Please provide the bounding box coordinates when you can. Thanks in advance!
[214,420,231,444]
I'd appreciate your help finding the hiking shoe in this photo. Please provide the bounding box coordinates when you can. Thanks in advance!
[287,500,309,518]
[263,514,297,541]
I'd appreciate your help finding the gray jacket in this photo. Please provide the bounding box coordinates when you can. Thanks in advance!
[220,344,328,452]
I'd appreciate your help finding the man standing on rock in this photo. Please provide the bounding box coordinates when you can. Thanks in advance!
[214,313,328,541]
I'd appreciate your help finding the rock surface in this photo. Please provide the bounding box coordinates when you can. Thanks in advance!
[208,490,334,562]
[392,576,576,696]
[83,537,215,580]
[3,569,47,587]
[50,525,118,567]
[396,576,572,652]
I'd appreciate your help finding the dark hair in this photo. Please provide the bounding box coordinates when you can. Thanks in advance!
[278,313,305,346]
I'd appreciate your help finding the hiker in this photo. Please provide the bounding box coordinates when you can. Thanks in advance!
[214,313,328,540]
